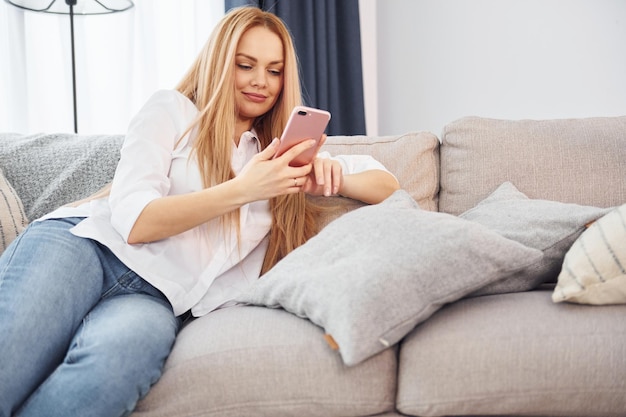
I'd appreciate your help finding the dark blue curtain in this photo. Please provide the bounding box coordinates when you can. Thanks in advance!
[225,0,366,135]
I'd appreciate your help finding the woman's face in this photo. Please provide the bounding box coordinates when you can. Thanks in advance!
[234,26,284,130]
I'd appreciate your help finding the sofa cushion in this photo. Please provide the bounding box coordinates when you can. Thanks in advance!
[237,190,542,366]
[553,203,626,305]
[0,168,28,254]
[439,116,626,215]
[133,306,397,417]
[311,131,440,228]
[396,289,626,417]
[0,133,123,220]
[460,181,610,295]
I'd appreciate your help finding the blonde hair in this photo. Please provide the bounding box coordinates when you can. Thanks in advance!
[176,6,321,275]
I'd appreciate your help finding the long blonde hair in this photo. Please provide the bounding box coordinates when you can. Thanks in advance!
[176,6,320,275]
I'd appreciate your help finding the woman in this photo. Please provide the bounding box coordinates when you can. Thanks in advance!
[0,6,399,417]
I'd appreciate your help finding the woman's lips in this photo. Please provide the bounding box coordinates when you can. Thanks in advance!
[243,92,267,103]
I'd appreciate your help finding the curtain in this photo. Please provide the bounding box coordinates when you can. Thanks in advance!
[226,0,366,136]
[0,0,224,134]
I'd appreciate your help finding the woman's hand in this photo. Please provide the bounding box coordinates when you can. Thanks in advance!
[301,156,343,197]
[301,157,400,204]
[235,137,317,201]
[296,133,400,203]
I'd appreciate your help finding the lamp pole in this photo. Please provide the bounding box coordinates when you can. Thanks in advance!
[4,0,134,134]
[67,0,78,133]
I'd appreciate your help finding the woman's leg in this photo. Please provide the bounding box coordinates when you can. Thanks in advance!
[0,217,180,417]
[0,218,106,416]
[16,289,179,417]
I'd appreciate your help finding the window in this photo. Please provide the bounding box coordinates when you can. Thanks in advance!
[0,0,224,134]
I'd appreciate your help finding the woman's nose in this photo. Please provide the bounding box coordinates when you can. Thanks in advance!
[251,71,266,87]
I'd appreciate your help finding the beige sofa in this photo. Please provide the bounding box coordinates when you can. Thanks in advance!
[1,115,625,416]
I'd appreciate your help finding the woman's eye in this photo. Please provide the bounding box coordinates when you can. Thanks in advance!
[237,64,252,70]
[268,69,282,76]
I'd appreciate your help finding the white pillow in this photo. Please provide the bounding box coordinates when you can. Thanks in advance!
[552,204,626,304]
[0,168,28,254]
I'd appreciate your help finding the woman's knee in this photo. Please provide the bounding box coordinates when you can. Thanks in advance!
[71,294,178,374]
[9,294,178,417]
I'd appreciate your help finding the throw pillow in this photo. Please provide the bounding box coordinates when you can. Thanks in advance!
[552,204,626,304]
[460,182,611,296]
[236,190,542,366]
[0,133,123,220]
[0,168,28,254]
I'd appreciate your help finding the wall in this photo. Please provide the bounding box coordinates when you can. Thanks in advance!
[366,0,626,137]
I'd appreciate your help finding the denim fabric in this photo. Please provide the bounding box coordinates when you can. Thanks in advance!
[0,217,181,417]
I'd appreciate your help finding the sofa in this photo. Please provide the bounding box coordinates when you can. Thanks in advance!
[1,115,625,417]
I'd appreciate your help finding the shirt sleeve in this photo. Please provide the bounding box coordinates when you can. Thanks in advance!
[316,151,396,178]
[108,90,192,242]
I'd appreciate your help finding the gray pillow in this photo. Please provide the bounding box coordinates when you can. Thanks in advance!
[236,190,542,366]
[0,133,123,220]
[460,182,611,296]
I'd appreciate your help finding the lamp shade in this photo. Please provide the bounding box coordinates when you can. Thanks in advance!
[4,0,134,15]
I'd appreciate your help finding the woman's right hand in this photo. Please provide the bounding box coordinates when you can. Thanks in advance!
[234,137,317,201]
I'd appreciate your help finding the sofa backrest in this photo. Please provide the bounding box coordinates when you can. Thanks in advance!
[314,131,440,227]
[320,131,440,209]
[439,116,626,215]
[0,131,441,226]
[5,115,622,226]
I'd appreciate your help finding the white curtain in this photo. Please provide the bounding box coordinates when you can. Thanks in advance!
[0,0,224,134]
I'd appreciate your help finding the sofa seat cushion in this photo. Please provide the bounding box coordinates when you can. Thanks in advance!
[439,116,626,215]
[396,289,626,417]
[132,306,397,417]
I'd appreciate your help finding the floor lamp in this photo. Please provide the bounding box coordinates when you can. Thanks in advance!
[4,0,134,133]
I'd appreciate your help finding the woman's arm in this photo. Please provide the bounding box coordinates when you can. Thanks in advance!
[303,149,400,205]
[126,138,317,244]
[338,169,400,205]
[126,180,248,244]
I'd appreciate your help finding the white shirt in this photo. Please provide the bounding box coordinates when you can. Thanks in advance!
[42,89,391,317]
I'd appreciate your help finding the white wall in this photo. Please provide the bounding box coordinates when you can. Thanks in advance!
[359,0,379,136]
[368,0,626,137]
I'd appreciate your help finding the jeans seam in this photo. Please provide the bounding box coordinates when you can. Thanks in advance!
[0,225,30,291]
[100,267,135,298]
[66,315,89,365]
[101,281,122,299]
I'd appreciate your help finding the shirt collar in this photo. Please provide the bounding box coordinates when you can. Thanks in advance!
[239,130,260,152]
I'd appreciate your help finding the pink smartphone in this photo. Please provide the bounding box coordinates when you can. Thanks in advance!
[273,106,331,167]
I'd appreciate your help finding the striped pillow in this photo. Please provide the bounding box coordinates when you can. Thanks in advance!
[552,204,626,304]
[0,168,28,254]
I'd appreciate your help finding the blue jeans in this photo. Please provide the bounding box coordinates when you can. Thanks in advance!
[0,217,181,417]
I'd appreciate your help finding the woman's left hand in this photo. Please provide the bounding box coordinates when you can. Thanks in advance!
[301,156,343,197]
